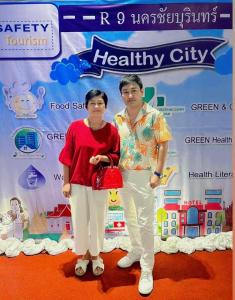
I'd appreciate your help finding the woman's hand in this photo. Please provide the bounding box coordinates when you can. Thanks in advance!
[89,155,106,165]
[63,183,71,198]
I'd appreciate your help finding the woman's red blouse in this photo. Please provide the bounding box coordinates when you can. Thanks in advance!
[59,120,120,186]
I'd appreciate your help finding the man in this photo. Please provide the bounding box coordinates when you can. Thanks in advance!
[113,74,172,295]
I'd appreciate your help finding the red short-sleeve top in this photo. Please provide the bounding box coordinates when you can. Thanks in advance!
[59,120,120,186]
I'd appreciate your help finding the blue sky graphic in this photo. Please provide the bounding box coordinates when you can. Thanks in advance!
[215,48,232,75]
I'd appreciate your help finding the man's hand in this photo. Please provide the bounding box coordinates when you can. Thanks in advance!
[149,174,161,189]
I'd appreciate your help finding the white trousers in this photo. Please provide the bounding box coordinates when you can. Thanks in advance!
[69,184,107,256]
[119,170,155,272]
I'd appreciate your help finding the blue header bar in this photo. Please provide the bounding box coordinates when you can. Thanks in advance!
[59,3,232,32]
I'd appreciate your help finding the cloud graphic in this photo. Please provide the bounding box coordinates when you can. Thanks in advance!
[215,48,232,75]
[50,55,91,85]
[223,29,233,47]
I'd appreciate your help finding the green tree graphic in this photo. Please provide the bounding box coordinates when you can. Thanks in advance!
[156,208,167,237]
[216,211,226,226]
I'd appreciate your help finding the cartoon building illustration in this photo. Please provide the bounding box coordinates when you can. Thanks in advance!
[158,189,225,238]
[46,204,72,234]
[204,189,225,235]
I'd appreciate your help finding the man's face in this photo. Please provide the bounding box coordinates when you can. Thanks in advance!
[121,82,143,109]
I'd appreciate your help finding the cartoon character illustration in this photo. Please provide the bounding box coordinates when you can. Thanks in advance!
[108,189,123,210]
[7,197,29,240]
[2,81,45,118]
[105,190,126,233]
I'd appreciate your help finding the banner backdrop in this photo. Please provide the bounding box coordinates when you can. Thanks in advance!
[0,0,232,242]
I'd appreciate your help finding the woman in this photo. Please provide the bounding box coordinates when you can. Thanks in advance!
[8,197,28,241]
[59,89,120,277]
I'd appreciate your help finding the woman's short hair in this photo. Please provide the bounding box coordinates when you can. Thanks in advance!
[85,89,108,108]
[119,74,143,92]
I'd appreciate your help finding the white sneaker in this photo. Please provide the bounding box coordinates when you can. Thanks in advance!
[117,254,140,268]
[138,271,153,295]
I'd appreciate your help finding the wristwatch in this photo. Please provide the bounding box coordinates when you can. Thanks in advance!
[154,171,163,178]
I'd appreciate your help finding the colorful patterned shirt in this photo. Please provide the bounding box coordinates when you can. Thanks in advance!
[113,103,172,170]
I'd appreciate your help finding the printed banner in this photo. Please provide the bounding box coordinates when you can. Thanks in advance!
[0,0,232,242]
[78,36,226,76]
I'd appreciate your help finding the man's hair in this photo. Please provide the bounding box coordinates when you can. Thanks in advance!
[119,74,143,92]
[85,89,108,108]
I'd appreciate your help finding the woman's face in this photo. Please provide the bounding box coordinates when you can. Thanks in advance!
[87,95,106,118]
[10,199,20,211]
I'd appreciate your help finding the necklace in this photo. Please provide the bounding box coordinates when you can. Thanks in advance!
[87,118,105,130]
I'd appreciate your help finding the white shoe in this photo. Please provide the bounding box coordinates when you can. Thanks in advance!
[138,271,153,295]
[92,257,104,276]
[117,254,140,268]
[75,259,89,276]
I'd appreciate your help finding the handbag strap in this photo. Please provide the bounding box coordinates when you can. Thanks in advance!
[96,154,114,171]
[106,154,114,167]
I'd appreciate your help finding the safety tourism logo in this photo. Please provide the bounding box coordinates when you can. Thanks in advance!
[0,3,60,59]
